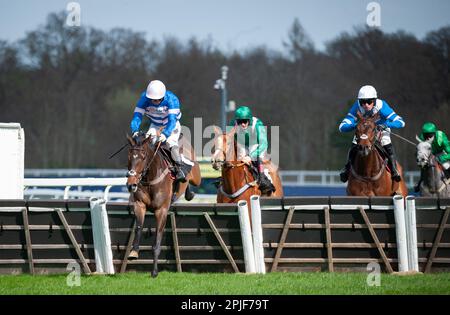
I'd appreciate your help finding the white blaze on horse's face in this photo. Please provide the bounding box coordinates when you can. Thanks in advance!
[416,141,432,167]
[211,135,226,170]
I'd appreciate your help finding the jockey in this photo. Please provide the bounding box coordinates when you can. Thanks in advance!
[338,85,405,183]
[229,106,275,194]
[130,80,186,182]
[419,122,450,178]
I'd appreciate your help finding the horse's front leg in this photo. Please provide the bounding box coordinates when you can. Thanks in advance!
[128,200,146,260]
[151,206,169,278]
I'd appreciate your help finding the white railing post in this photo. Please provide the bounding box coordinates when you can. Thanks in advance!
[250,195,266,274]
[405,195,419,272]
[64,186,72,199]
[237,200,256,273]
[89,197,115,274]
[393,195,409,272]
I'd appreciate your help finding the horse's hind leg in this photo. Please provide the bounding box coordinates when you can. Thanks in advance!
[128,201,146,260]
[151,206,169,278]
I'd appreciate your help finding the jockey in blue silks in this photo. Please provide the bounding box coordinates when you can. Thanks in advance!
[130,80,186,182]
[338,85,405,183]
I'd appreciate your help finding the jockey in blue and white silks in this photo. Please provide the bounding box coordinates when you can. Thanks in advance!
[130,80,186,182]
[338,85,405,183]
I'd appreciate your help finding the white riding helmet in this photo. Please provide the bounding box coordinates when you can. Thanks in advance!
[358,85,377,99]
[146,80,166,99]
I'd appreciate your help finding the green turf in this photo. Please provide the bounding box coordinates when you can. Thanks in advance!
[0,272,449,295]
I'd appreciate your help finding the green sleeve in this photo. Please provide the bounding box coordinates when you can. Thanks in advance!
[437,131,450,162]
[250,119,268,159]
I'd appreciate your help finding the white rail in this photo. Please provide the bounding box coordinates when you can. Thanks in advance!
[24,177,127,200]
[23,177,216,203]
[25,169,421,188]
[280,170,420,188]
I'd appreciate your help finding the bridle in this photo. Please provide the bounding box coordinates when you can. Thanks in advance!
[351,122,386,182]
[355,123,378,151]
[417,147,449,194]
[127,140,162,186]
[212,142,257,199]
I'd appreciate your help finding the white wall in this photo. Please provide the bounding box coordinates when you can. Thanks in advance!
[0,123,24,199]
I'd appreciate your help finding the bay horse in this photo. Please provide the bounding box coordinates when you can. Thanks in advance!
[126,133,201,277]
[415,136,450,197]
[347,112,407,197]
[211,127,283,219]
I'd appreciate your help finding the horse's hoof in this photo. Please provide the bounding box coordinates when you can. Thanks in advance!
[151,270,158,278]
[128,249,139,260]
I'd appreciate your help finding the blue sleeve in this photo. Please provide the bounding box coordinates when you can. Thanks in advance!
[162,92,181,137]
[339,101,359,132]
[130,92,147,133]
[379,100,405,129]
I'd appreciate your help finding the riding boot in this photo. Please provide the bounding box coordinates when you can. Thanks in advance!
[170,145,187,183]
[340,144,358,183]
[254,159,276,193]
[383,143,401,182]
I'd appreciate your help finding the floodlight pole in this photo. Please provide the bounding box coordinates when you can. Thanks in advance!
[214,65,229,131]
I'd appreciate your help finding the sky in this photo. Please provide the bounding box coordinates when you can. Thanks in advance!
[0,0,449,52]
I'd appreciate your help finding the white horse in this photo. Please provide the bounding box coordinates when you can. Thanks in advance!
[415,136,450,197]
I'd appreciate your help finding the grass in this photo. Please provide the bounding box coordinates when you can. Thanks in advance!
[1,272,450,295]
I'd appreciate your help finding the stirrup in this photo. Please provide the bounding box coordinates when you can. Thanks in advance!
[175,167,187,183]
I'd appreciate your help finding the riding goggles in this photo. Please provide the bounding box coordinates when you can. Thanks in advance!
[359,98,375,105]
[236,119,250,125]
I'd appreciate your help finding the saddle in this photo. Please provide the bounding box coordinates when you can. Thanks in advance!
[159,145,193,179]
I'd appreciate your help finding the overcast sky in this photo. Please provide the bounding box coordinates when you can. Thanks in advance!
[0,0,449,52]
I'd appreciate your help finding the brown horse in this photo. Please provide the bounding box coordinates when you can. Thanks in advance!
[211,127,283,218]
[347,112,407,197]
[126,133,201,277]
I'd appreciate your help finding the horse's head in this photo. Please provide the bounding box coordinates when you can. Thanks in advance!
[416,135,433,168]
[211,126,237,170]
[126,133,153,193]
[355,112,379,156]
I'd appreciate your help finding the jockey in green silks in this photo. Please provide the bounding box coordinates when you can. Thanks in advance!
[228,106,275,194]
[419,122,450,177]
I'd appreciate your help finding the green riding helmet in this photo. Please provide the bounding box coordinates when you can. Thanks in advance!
[422,122,437,134]
[235,106,253,120]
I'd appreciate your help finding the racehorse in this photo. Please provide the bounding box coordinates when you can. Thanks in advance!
[211,127,283,219]
[415,136,450,197]
[347,112,407,197]
[126,133,201,277]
